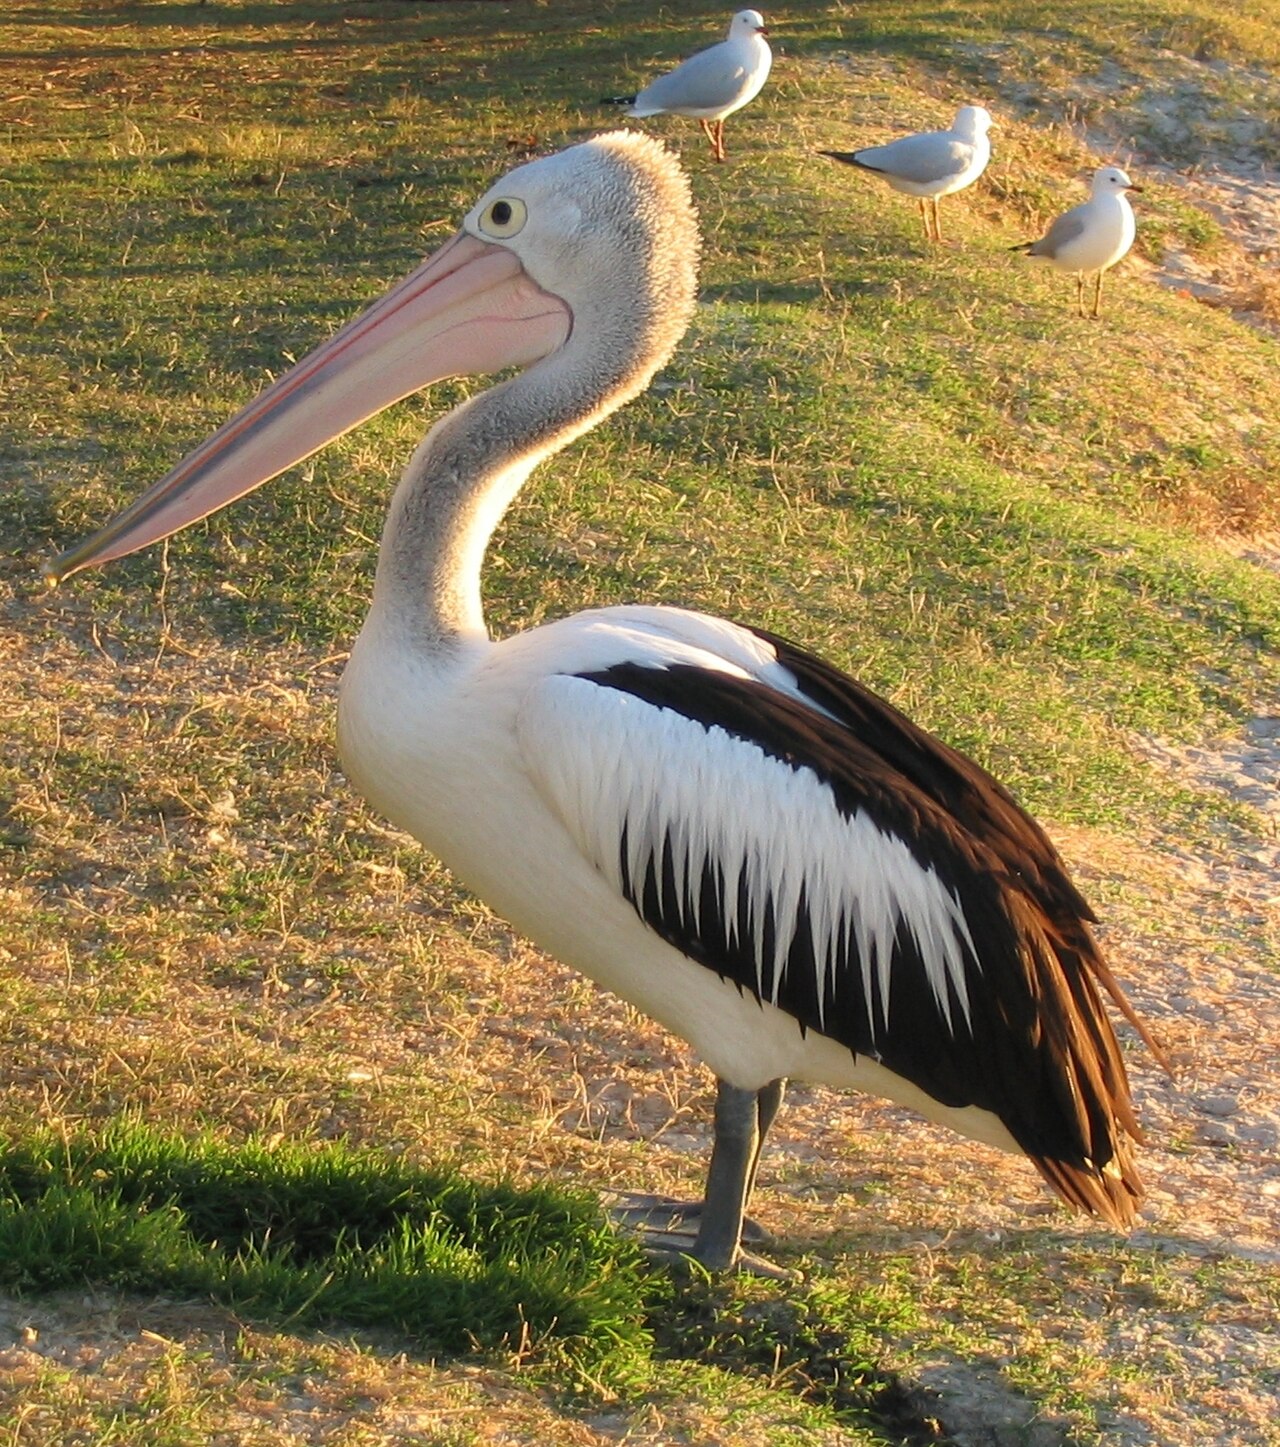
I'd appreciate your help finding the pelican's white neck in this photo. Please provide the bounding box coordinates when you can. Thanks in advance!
[365,345,630,652]
[352,132,701,657]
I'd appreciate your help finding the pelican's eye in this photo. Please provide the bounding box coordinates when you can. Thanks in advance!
[479,197,527,239]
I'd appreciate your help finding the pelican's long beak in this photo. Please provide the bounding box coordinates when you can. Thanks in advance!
[46,231,572,584]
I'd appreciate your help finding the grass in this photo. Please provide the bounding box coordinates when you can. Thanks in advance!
[0,1118,659,1388]
[2,0,1279,1444]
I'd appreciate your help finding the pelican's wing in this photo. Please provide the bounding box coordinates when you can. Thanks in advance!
[518,635,1144,1221]
[753,625,1161,1053]
[1027,205,1089,258]
[854,132,972,184]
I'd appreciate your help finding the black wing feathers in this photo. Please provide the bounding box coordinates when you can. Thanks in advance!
[579,637,1153,1226]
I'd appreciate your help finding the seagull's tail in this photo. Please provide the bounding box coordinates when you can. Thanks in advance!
[817,149,874,173]
[600,94,637,108]
[1008,241,1034,253]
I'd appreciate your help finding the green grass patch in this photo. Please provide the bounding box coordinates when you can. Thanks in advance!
[0,1121,956,1442]
[0,1118,661,1388]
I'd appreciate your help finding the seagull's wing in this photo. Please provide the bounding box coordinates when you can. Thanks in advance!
[1027,204,1090,258]
[854,132,972,185]
[632,42,750,116]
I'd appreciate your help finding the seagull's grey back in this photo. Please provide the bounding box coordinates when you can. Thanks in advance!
[856,132,973,185]
[1027,206,1089,259]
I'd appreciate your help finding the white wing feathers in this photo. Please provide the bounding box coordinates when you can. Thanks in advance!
[517,668,980,1040]
[633,52,750,115]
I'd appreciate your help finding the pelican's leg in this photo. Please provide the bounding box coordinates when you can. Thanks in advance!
[610,1077,788,1271]
[686,1082,760,1268]
[744,1076,786,1203]
[689,1077,789,1270]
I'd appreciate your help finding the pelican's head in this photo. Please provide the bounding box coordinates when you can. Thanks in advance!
[461,131,698,395]
[1092,166,1142,195]
[730,10,768,39]
[46,132,698,584]
[954,105,993,138]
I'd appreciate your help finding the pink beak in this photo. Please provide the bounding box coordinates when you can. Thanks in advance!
[46,230,572,583]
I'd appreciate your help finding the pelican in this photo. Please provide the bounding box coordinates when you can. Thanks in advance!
[819,105,993,243]
[49,132,1157,1272]
[601,10,771,163]
[1012,166,1142,318]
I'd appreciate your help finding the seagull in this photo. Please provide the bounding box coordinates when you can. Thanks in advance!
[48,131,1157,1273]
[1012,166,1142,318]
[819,104,993,242]
[601,9,771,163]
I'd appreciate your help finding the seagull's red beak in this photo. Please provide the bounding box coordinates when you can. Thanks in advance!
[46,231,571,583]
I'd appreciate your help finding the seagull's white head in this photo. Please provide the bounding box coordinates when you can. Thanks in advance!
[954,105,993,138]
[1092,165,1142,195]
[47,131,699,583]
[730,9,769,39]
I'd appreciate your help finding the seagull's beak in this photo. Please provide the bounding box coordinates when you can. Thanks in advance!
[757,23,770,34]
[45,230,572,584]
[1126,183,1144,192]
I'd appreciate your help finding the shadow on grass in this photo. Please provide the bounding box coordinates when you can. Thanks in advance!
[0,1117,1067,1443]
[653,1275,965,1445]
[0,1117,661,1386]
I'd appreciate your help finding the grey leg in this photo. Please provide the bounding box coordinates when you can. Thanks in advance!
[745,1077,786,1203]
[609,1077,788,1271]
[691,1078,784,1269]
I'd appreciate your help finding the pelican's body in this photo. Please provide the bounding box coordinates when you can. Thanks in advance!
[820,105,993,242]
[602,10,772,162]
[1014,166,1141,317]
[52,132,1154,1272]
[340,602,1030,1158]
